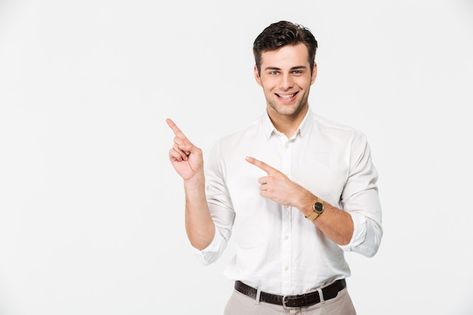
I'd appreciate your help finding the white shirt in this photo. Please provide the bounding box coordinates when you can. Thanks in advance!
[194,107,382,295]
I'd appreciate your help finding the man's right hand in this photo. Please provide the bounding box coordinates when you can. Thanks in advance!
[166,118,204,181]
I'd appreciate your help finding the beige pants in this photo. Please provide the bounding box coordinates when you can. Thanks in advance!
[224,288,357,315]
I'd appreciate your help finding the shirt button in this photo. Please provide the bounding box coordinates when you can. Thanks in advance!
[284,235,289,240]
[284,266,289,271]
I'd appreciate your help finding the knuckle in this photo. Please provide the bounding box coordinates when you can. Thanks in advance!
[172,148,182,155]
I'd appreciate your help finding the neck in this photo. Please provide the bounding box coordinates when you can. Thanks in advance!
[267,104,309,138]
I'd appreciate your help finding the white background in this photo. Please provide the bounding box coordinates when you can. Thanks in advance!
[1,0,473,314]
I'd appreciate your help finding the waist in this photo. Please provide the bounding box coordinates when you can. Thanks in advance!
[234,278,347,308]
[224,264,350,295]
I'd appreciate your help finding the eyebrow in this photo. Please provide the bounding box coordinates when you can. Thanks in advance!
[264,66,308,71]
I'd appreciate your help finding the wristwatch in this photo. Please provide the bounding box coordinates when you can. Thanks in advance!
[304,197,325,222]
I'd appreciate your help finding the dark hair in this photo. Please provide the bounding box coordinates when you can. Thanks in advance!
[253,21,318,74]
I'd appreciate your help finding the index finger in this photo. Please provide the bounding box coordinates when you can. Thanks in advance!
[165,118,187,138]
[245,156,278,174]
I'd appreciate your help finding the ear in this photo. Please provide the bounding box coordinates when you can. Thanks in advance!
[310,63,318,85]
[254,65,262,86]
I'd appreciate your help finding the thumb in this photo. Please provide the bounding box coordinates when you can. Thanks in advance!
[180,142,201,156]
[175,139,196,154]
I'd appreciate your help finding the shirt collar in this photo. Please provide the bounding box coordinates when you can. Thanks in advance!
[261,107,314,140]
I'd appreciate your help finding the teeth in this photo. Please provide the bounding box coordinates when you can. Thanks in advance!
[278,93,295,99]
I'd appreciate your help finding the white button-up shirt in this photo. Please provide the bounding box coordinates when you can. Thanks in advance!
[194,107,382,295]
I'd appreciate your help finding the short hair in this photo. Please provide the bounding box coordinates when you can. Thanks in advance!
[253,20,318,74]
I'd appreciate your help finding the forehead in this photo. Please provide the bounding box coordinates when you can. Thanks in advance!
[260,43,310,69]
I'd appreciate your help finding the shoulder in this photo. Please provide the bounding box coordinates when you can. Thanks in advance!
[313,114,367,145]
[213,116,261,151]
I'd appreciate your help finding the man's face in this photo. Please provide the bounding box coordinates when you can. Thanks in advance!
[254,43,317,118]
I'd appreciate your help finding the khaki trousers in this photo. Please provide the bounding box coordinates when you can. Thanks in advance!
[224,288,357,315]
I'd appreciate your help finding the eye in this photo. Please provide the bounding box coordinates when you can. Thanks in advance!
[291,70,303,75]
[269,70,279,75]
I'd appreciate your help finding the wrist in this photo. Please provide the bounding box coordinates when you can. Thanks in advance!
[184,172,205,187]
[296,190,318,216]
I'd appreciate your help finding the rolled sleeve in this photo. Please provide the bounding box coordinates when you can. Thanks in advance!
[339,131,383,257]
[193,141,235,265]
[192,227,226,265]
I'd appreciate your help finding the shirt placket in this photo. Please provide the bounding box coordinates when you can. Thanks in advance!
[280,135,293,294]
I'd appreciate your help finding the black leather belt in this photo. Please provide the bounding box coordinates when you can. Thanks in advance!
[234,279,346,308]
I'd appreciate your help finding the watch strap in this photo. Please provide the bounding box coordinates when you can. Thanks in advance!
[305,210,320,221]
[304,197,324,222]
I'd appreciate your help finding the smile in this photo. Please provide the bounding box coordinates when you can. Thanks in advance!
[275,92,299,103]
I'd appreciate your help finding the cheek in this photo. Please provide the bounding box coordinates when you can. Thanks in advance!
[295,76,312,88]
[260,77,277,89]
[262,83,276,94]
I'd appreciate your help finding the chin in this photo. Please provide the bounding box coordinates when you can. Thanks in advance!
[273,103,302,116]
[280,107,298,115]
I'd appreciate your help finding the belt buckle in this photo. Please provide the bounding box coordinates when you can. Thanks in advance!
[282,295,297,310]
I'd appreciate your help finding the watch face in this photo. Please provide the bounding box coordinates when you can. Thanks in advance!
[314,202,323,213]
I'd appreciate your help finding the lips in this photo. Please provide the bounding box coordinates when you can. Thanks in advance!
[275,91,299,104]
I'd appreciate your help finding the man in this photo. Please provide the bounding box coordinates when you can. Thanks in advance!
[166,21,382,315]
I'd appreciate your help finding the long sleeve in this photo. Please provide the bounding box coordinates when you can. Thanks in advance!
[338,131,383,257]
[192,141,235,265]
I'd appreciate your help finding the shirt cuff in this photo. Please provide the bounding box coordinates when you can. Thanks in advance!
[339,212,367,252]
[192,228,225,265]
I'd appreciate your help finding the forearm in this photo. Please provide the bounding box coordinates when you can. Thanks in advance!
[297,191,354,246]
[184,172,215,250]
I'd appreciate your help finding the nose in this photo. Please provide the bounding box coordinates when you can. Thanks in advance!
[280,73,294,90]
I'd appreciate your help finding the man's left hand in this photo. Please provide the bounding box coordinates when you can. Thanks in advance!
[245,156,312,209]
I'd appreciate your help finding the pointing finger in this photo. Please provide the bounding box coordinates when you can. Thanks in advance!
[245,156,278,174]
[166,118,188,138]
